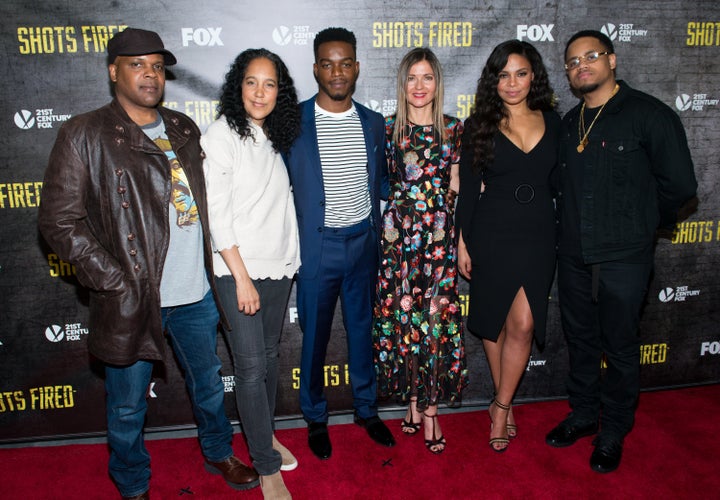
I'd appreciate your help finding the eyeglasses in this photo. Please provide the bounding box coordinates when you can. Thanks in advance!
[564,51,610,71]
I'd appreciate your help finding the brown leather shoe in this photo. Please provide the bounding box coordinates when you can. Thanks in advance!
[204,456,260,490]
[121,492,149,500]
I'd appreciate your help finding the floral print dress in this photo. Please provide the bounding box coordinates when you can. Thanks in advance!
[373,114,467,410]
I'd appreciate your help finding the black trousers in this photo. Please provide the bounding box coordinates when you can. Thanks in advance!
[557,253,653,439]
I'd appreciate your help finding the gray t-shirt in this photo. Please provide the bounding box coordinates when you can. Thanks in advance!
[141,116,210,307]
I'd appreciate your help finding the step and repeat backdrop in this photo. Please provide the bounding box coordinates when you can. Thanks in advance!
[1,0,718,443]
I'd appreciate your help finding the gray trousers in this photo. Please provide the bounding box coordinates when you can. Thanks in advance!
[216,275,293,475]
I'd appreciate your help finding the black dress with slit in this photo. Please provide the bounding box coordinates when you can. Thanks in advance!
[457,111,560,345]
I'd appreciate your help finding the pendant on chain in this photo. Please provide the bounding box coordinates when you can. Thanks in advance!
[577,137,588,153]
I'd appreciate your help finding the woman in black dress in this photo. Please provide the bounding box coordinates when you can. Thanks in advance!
[456,40,559,452]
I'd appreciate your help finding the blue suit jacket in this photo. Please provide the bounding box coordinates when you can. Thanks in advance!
[284,96,388,279]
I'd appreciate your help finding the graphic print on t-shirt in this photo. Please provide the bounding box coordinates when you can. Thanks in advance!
[153,137,199,228]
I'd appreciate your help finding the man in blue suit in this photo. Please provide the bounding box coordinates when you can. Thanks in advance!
[284,27,394,459]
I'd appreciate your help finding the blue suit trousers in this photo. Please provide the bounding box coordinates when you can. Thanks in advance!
[296,219,379,422]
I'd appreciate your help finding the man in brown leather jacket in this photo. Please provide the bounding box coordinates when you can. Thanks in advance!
[38,28,258,499]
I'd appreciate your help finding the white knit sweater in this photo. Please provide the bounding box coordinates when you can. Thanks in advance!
[202,116,300,279]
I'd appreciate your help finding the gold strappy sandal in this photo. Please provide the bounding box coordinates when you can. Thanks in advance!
[489,399,510,453]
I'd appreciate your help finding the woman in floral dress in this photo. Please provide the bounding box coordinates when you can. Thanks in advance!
[373,47,467,454]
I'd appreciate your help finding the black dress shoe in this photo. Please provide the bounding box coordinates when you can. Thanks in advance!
[354,413,396,447]
[590,438,623,473]
[308,422,332,459]
[546,418,598,447]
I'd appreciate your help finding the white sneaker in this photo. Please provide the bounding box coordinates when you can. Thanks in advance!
[272,434,298,471]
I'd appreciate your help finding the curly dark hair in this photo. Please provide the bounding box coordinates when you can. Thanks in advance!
[217,48,300,154]
[466,40,555,172]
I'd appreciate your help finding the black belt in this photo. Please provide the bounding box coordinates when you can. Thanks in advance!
[484,183,537,204]
[514,184,535,204]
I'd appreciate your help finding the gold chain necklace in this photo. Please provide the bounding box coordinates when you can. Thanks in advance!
[577,83,620,153]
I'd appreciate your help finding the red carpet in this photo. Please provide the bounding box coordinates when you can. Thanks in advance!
[2,385,718,499]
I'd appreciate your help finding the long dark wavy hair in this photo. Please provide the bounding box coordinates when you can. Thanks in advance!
[466,40,555,172]
[217,48,300,154]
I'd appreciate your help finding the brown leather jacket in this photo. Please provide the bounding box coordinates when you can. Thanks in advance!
[38,99,226,365]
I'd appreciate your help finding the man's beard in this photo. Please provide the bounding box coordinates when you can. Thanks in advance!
[321,82,356,102]
[575,82,599,95]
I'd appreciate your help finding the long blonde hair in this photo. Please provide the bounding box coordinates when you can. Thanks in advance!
[392,47,447,146]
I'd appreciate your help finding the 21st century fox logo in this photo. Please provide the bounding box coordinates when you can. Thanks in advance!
[273,25,314,46]
[600,23,648,42]
[658,285,700,303]
[675,93,719,112]
[44,323,89,342]
[15,109,71,130]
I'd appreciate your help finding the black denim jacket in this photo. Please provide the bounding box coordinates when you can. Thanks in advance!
[557,81,697,264]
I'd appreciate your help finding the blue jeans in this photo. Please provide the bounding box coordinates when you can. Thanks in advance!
[216,276,292,475]
[105,291,234,497]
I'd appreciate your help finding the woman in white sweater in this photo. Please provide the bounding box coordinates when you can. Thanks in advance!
[202,48,301,500]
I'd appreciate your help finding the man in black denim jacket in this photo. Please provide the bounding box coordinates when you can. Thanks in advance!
[545,30,697,474]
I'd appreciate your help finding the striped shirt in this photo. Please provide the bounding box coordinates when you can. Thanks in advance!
[315,103,371,228]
